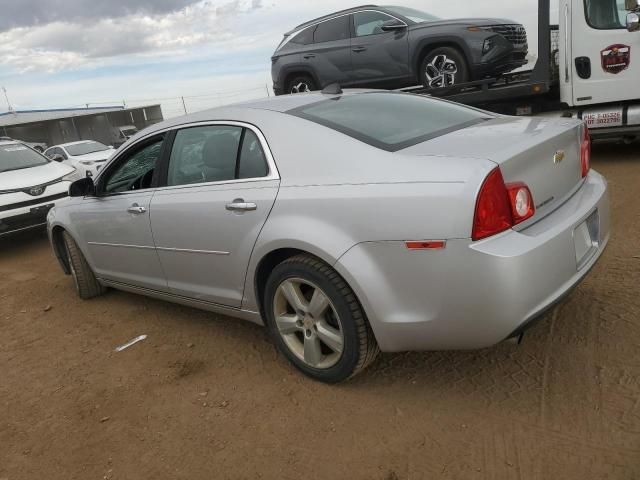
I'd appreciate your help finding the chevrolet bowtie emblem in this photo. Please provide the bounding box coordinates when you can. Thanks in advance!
[553,150,565,164]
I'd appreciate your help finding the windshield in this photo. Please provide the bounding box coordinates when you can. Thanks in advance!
[288,92,490,152]
[382,6,440,23]
[0,144,48,173]
[66,141,110,156]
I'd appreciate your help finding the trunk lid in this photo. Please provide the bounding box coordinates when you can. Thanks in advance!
[402,116,585,223]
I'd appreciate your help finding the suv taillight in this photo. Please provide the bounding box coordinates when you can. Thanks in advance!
[581,124,591,178]
[472,168,535,241]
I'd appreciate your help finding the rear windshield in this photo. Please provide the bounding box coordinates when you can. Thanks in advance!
[66,141,110,156]
[287,93,490,152]
[0,144,48,173]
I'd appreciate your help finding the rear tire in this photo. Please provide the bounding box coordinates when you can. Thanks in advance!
[63,231,106,300]
[286,74,316,94]
[419,47,469,89]
[263,254,379,383]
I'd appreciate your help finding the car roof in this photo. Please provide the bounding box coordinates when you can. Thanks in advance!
[287,5,379,34]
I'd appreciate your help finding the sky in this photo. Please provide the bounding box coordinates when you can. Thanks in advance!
[0,0,558,118]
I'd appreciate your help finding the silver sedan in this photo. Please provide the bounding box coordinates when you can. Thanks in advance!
[47,90,610,383]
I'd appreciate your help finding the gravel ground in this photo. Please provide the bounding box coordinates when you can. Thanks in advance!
[1,144,639,480]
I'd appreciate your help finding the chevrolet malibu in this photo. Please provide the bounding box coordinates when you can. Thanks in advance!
[47,90,609,383]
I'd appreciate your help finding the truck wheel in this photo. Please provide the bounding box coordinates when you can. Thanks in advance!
[63,231,106,300]
[286,74,316,94]
[263,254,379,383]
[420,47,469,89]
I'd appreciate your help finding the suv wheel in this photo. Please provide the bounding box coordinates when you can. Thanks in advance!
[286,75,316,94]
[263,254,379,383]
[420,47,469,89]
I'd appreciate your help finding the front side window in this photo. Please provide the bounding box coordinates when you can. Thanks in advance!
[353,11,398,37]
[288,92,490,152]
[104,138,163,194]
[313,16,350,43]
[0,143,48,173]
[382,6,440,23]
[584,0,627,29]
[166,125,269,187]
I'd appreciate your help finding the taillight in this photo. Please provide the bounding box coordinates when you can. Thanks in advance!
[472,168,535,241]
[506,182,535,224]
[581,124,591,178]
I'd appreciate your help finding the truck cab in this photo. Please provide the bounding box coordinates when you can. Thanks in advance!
[560,0,640,109]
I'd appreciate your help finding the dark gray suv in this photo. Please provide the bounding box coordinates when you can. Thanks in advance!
[272,5,528,95]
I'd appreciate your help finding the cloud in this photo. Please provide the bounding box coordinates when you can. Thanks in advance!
[0,0,267,72]
[0,0,199,32]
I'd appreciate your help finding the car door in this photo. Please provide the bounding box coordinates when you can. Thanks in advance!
[350,10,410,85]
[301,15,353,87]
[568,0,640,106]
[150,122,279,307]
[68,134,168,291]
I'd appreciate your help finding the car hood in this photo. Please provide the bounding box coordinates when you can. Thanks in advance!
[412,17,518,28]
[0,161,74,190]
[71,150,114,162]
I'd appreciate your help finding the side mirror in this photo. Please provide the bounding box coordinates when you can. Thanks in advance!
[69,177,95,197]
[625,0,639,10]
[628,12,640,31]
[51,154,64,162]
[380,20,407,32]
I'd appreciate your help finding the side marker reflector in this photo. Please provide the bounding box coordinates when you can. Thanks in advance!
[405,241,446,250]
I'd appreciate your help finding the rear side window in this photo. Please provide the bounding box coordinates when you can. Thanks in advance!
[166,125,269,186]
[288,93,490,152]
[290,28,314,45]
[314,16,350,43]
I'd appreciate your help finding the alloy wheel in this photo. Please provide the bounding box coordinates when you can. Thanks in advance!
[273,278,344,369]
[290,82,311,94]
[425,54,458,88]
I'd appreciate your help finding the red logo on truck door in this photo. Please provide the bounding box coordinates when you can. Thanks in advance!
[601,44,631,74]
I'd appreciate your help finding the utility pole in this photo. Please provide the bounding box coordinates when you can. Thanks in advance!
[2,86,15,113]
[181,96,188,115]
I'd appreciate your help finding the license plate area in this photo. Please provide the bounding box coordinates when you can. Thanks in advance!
[574,209,600,270]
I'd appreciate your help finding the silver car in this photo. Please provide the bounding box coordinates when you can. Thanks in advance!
[47,90,610,383]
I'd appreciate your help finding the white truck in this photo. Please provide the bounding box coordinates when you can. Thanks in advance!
[405,0,640,141]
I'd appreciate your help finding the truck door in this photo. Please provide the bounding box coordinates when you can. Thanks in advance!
[566,0,640,106]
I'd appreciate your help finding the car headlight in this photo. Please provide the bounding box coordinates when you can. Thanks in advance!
[79,160,94,165]
[62,169,78,181]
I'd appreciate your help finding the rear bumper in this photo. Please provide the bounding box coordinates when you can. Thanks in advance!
[335,170,609,352]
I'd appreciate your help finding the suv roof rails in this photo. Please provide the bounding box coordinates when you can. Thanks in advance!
[291,5,378,32]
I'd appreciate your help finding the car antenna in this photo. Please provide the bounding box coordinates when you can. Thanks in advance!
[322,83,343,95]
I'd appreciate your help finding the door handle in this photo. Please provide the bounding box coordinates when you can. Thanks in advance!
[303,54,316,59]
[127,204,147,214]
[225,201,257,212]
[352,46,367,53]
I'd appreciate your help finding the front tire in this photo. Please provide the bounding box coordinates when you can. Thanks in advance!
[63,231,106,300]
[286,74,316,94]
[420,47,469,89]
[263,254,379,383]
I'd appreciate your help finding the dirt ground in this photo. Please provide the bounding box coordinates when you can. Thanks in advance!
[1,144,639,480]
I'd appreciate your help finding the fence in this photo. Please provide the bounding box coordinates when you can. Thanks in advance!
[70,84,273,119]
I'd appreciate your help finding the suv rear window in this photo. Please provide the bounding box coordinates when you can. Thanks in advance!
[287,93,490,152]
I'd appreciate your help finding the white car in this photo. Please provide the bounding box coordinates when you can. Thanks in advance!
[1,140,74,237]
[44,141,115,180]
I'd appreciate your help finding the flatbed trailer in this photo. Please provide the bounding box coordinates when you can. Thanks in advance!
[401,0,640,141]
